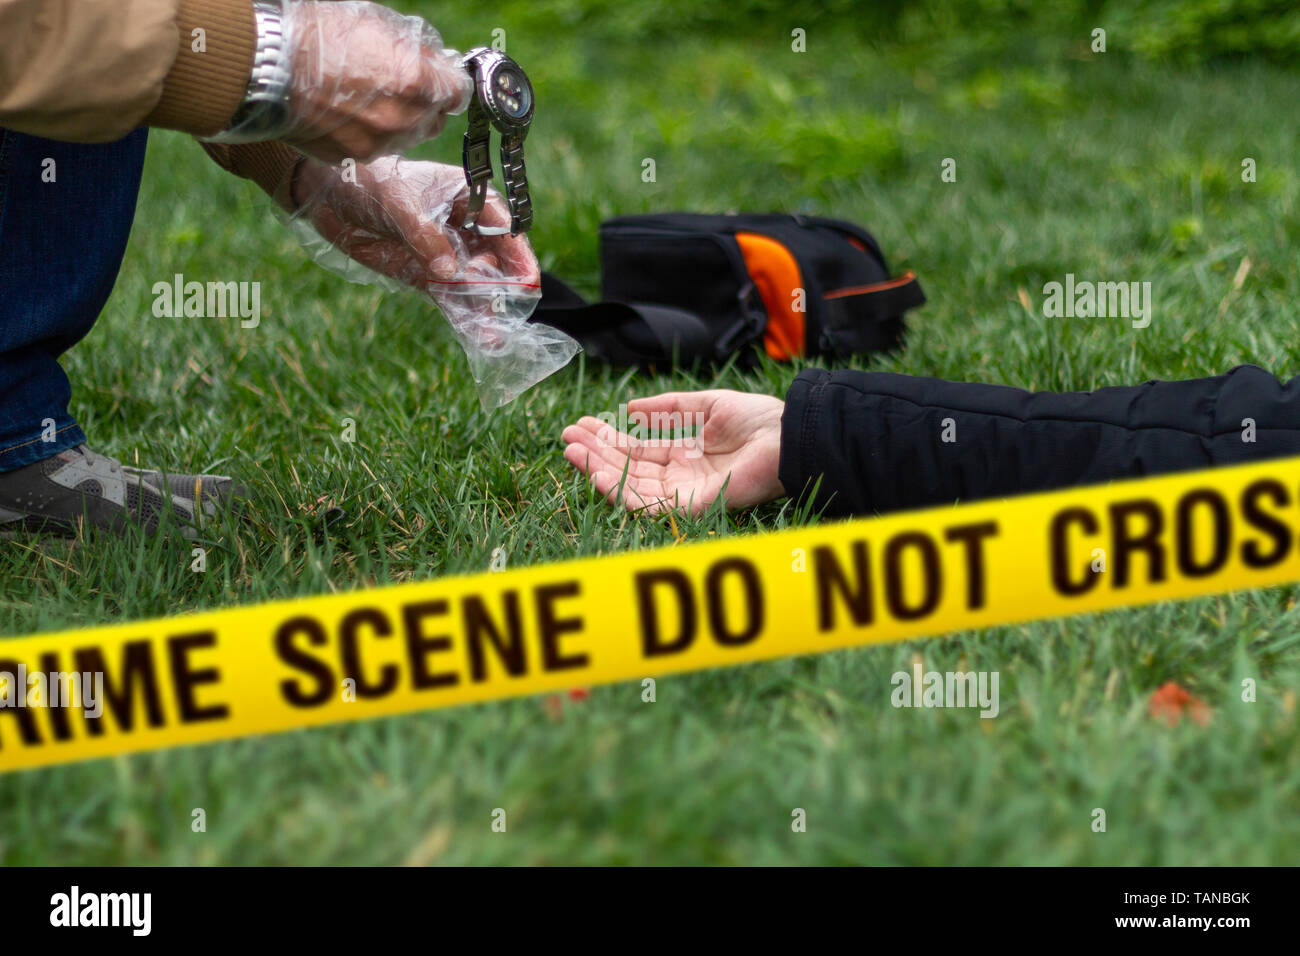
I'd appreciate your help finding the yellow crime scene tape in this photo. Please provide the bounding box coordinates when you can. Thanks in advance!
[5,454,1300,773]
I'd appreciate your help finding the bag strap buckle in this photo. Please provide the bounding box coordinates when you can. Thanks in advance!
[713,281,767,357]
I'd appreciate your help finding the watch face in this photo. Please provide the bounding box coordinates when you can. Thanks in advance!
[489,62,533,125]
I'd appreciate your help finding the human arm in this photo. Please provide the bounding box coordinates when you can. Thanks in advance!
[562,366,1300,518]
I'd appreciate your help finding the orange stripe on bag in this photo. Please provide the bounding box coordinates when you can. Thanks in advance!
[824,271,917,300]
[735,232,805,359]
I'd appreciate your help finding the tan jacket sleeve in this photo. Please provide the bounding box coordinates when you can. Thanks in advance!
[202,140,304,210]
[0,0,255,142]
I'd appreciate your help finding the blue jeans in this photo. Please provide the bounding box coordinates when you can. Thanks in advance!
[0,127,148,472]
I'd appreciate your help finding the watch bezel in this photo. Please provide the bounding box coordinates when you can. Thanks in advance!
[465,48,534,133]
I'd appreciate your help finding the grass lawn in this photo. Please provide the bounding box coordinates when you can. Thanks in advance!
[2,5,1299,864]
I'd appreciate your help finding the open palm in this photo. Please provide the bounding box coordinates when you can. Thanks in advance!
[561,390,786,515]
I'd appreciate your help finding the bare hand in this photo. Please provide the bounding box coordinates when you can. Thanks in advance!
[562,390,786,515]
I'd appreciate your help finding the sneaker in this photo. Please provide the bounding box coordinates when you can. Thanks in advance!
[0,445,244,539]
[120,464,246,518]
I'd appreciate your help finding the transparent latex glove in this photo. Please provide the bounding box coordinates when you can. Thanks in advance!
[286,156,579,408]
[214,0,473,163]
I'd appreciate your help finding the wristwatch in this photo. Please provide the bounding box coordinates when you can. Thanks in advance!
[210,0,293,143]
[461,47,534,236]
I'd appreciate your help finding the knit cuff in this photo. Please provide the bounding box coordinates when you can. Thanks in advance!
[144,0,257,137]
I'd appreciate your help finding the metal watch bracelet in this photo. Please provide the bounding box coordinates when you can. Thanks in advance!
[461,98,495,232]
[462,111,532,235]
[207,0,293,143]
[499,132,532,234]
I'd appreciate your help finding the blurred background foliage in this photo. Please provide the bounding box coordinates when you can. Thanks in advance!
[419,0,1300,64]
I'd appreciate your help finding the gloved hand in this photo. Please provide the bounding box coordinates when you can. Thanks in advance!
[286,156,579,408]
[291,156,539,300]
[217,0,473,163]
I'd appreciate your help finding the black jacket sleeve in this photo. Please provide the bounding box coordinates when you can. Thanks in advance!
[778,364,1300,518]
